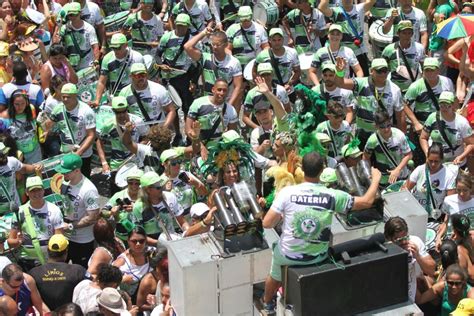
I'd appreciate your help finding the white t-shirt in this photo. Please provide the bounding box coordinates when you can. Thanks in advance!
[409,164,457,211]
[80,1,104,26]
[312,85,356,108]
[407,235,428,302]
[72,280,101,314]
[65,21,99,70]
[0,157,23,207]
[63,176,99,243]
[442,195,474,233]
[384,7,427,43]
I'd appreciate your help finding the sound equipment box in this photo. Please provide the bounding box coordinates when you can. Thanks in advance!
[283,243,408,316]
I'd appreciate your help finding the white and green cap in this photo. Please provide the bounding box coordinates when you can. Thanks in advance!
[140,171,167,187]
[439,91,455,104]
[321,62,336,72]
[238,6,252,18]
[257,62,273,74]
[160,148,179,163]
[110,33,127,48]
[269,28,284,38]
[126,166,144,180]
[397,20,413,32]
[423,57,440,70]
[320,167,337,184]
[130,63,147,74]
[328,24,342,33]
[68,2,81,13]
[222,130,243,143]
[175,13,191,26]
[111,96,128,110]
[341,143,362,158]
[26,176,44,191]
[371,58,388,70]
[61,83,78,95]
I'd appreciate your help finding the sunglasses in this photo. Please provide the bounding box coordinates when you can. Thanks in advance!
[113,109,127,114]
[440,103,452,108]
[447,280,464,287]
[375,68,388,74]
[393,235,409,244]
[150,184,162,190]
[68,13,79,17]
[127,180,140,186]
[378,122,392,129]
[129,238,146,244]
[132,72,147,77]
[170,159,182,166]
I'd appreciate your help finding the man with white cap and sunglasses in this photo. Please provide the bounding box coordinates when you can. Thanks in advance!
[183,202,217,237]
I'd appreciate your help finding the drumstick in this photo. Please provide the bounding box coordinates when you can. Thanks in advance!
[220,13,239,24]
[132,41,160,46]
[155,64,187,73]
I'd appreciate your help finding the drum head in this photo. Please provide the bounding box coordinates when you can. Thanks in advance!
[369,20,393,45]
[299,53,313,71]
[167,84,182,108]
[115,163,139,188]
[253,4,268,25]
[425,227,437,250]
[244,59,256,81]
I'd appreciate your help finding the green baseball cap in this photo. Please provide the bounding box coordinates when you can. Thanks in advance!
[341,144,362,158]
[130,63,147,74]
[68,2,81,13]
[141,0,154,3]
[55,153,83,174]
[328,24,342,33]
[397,20,413,32]
[238,6,252,18]
[110,33,127,48]
[140,171,166,187]
[0,142,9,154]
[320,168,337,184]
[321,62,336,72]
[175,13,191,26]
[423,57,440,70]
[126,167,144,180]
[160,149,179,163]
[371,58,388,70]
[111,96,128,110]
[257,62,273,74]
[222,130,243,143]
[269,28,284,38]
[439,91,455,104]
[26,176,44,191]
[61,83,78,95]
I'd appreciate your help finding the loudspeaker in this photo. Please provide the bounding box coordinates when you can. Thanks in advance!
[284,243,408,316]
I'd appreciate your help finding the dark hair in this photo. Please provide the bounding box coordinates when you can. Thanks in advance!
[374,111,390,126]
[12,61,28,80]
[384,216,408,240]
[213,78,228,90]
[8,89,32,121]
[456,171,473,190]
[150,246,169,282]
[52,303,84,316]
[48,44,67,57]
[1,263,23,282]
[452,214,470,238]
[49,75,67,95]
[446,264,468,283]
[326,101,345,117]
[217,161,240,186]
[440,239,458,270]
[94,218,122,259]
[96,264,123,285]
[128,225,147,239]
[48,247,68,260]
[0,133,18,158]
[210,31,228,44]
[302,152,325,178]
[427,142,444,160]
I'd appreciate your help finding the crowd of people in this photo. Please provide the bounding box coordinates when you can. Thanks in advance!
[0,0,472,314]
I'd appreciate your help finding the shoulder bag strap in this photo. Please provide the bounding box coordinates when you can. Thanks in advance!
[424,78,440,111]
[397,43,416,82]
[436,111,455,154]
[22,205,46,264]
[269,50,284,85]
[180,2,200,31]
[424,165,437,215]
[111,53,132,96]
[320,83,329,102]
[135,12,148,42]
[326,121,338,155]
[131,88,153,122]
[375,132,398,169]
[204,102,228,140]
[62,106,77,145]
[169,31,191,66]
[240,26,255,52]
[67,27,91,58]
[369,78,387,112]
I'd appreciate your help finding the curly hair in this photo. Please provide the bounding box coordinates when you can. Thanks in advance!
[147,125,172,154]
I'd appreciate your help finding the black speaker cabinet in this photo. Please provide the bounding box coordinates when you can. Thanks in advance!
[284,243,408,316]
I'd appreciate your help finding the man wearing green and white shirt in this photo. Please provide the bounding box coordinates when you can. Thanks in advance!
[262,152,382,314]
[44,83,96,177]
[170,0,213,36]
[119,63,176,127]
[334,57,404,147]
[55,153,100,268]
[92,33,144,108]
[123,0,164,56]
[363,111,412,187]
[381,20,425,94]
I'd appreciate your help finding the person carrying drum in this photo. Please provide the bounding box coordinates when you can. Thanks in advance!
[311,62,355,123]
[254,28,301,102]
[243,62,290,130]
[334,57,404,148]
[76,0,107,54]
[96,96,149,193]
[308,24,362,87]
[184,28,244,113]
[380,20,425,94]
[118,62,176,129]
[54,153,100,268]
[122,0,164,56]
[318,0,377,76]
[42,83,96,177]
[156,13,197,116]
[226,6,269,71]
[382,0,428,51]
[282,0,326,54]
[7,176,65,271]
[56,2,100,72]
[92,33,144,108]
[169,0,214,36]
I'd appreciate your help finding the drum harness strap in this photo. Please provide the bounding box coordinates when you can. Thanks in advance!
[111,52,132,96]
[326,121,338,157]
[396,43,416,82]
[269,50,284,85]
[424,164,440,216]
[424,79,456,155]
[134,12,149,46]
[202,102,228,141]
[375,132,398,170]
[66,26,91,59]
[19,204,46,265]
[179,2,201,31]
[167,30,191,67]
[61,106,77,146]
[340,8,363,43]
[240,26,255,52]
[131,88,158,122]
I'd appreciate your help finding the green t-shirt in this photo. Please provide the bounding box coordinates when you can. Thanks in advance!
[428,3,454,51]
[123,12,163,55]
[100,49,144,96]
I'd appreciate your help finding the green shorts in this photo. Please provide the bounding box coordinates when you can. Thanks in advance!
[270,242,328,282]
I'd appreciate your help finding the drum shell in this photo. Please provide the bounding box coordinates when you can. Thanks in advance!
[253,0,279,27]
[76,66,99,103]
[104,11,129,34]
[336,163,357,194]
[223,190,247,233]
[143,55,160,81]
[368,20,393,58]
[214,191,237,234]
[299,53,313,86]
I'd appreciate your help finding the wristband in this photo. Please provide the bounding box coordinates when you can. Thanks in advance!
[336,70,345,78]
[200,220,207,228]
